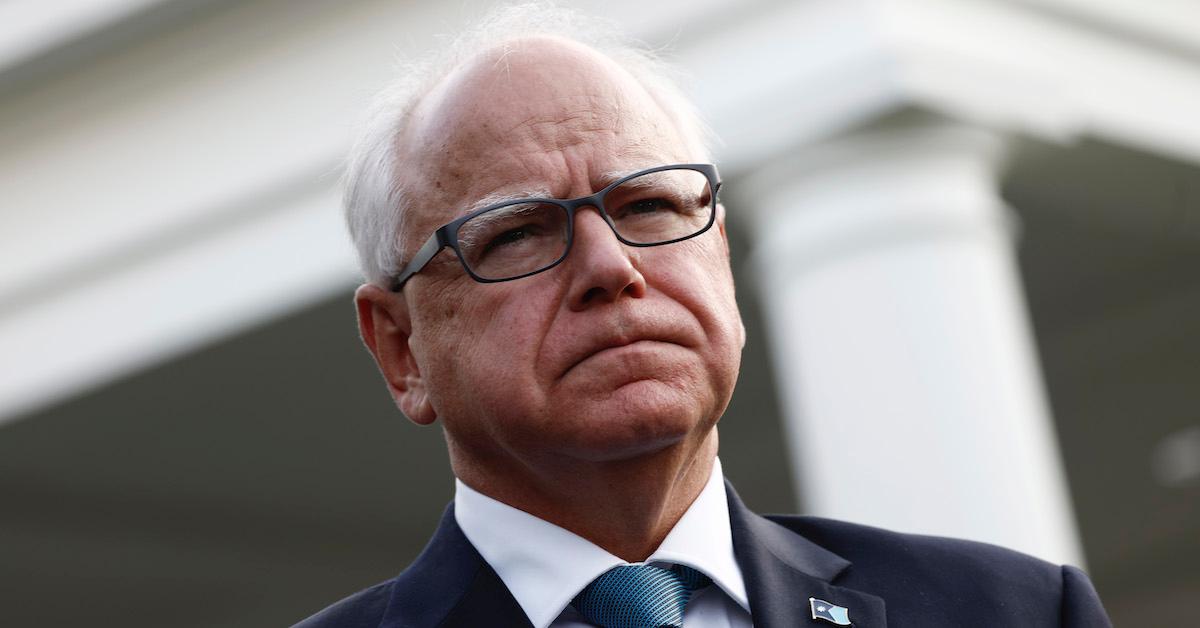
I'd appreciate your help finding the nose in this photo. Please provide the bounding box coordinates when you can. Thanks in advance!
[565,207,646,310]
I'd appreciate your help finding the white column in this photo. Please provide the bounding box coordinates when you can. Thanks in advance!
[741,121,1084,566]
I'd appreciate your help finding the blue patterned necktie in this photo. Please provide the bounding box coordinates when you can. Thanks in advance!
[572,564,712,628]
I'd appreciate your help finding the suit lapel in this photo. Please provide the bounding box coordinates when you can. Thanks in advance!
[378,504,532,628]
[379,487,887,628]
[726,483,887,627]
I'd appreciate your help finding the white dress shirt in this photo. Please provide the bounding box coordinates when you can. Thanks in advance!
[454,457,754,628]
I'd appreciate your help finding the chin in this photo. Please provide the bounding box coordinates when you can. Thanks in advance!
[556,380,716,462]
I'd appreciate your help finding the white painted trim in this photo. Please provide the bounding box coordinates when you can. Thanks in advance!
[0,182,358,423]
[1016,0,1200,58]
[0,0,167,74]
[673,0,1200,170]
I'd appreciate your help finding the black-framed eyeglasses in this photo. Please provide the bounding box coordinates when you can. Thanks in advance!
[390,163,721,291]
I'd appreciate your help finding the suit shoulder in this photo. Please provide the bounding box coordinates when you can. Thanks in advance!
[763,515,1110,626]
[771,515,1071,615]
[770,514,1059,575]
[292,578,395,628]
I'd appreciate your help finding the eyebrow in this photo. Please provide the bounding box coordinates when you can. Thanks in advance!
[601,171,659,190]
[455,202,548,250]
[596,160,671,189]
[460,187,552,216]
[596,170,629,189]
[455,159,678,216]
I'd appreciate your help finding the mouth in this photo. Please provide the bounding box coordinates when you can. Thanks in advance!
[561,334,687,379]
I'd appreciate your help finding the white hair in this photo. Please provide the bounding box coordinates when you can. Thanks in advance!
[342,2,713,287]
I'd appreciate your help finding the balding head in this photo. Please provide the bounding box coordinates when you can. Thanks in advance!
[342,5,710,287]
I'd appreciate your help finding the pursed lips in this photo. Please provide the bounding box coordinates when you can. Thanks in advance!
[560,331,691,379]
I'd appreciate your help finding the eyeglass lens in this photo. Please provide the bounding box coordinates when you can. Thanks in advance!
[455,168,714,281]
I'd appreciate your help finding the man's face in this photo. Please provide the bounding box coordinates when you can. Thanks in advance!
[381,37,745,471]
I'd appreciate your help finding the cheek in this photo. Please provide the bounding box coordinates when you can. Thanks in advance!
[413,287,551,411]
[673,239,743,332]
[666,241,746,389]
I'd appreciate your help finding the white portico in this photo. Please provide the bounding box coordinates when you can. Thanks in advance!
[1,1,1198,625]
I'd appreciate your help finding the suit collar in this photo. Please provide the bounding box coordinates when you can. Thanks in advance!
[725,481,849,581]
[380,484,888,628]
[454,457,750,626]
[726,481,888,627]
[378,503,532,628]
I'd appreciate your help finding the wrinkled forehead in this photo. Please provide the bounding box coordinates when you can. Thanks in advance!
[397,36,693,248]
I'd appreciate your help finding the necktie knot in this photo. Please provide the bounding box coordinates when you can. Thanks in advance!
[572,564,711,628]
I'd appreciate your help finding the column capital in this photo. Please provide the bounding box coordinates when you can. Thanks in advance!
[738,117,1015,277]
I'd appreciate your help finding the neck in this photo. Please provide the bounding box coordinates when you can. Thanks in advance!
[453,430,719,562]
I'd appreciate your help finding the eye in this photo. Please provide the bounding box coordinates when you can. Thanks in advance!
[483,224,537,253]
[626,197,674,215]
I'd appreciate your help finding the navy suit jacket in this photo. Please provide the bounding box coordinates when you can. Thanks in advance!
[295,483,1111,627]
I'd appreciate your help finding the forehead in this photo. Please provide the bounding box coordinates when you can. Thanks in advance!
[399,36,694,242]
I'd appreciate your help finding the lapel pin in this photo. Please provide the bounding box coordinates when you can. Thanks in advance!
[809,597,852,625]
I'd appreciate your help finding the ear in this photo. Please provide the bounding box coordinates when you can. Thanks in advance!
[355,283,437,425]
[714,204,746,347]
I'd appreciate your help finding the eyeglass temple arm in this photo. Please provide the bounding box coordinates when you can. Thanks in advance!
[390,231,447,292]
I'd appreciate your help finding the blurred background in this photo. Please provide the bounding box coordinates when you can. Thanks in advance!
[1,0,1198,625]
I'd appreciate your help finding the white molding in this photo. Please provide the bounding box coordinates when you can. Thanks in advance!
[1016,0,1200,58]
[675,0,1200,171]
[0,182,358,423]
[884,0,1200,164]
[0,0,166,74]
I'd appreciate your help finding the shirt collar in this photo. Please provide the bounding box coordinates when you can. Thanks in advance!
[453,457,750,628]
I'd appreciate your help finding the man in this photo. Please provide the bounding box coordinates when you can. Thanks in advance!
[298,5,1111,627]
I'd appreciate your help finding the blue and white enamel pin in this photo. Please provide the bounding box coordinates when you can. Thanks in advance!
[809,597,852,625]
